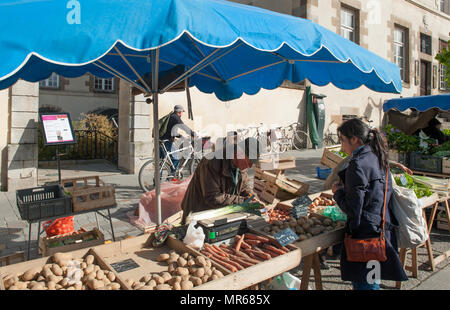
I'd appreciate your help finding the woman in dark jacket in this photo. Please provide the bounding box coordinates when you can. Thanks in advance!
[332,118,408,290]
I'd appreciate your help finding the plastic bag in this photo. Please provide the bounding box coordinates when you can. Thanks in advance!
[43,216,75,237]
[182,220,205,250]
[267,272,303,290]
[322,205,347,222]
[390,175,429,248]
[129,175,193,229]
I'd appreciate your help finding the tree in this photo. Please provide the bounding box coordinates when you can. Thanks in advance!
[436,40,450,85]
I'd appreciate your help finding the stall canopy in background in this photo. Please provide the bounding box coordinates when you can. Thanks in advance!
[0,0,402,100]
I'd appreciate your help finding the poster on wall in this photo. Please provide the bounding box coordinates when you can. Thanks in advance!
[40,113,76,146]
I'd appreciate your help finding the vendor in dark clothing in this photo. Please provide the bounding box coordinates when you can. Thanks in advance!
[420,118,449,145]
[160,105,196,174]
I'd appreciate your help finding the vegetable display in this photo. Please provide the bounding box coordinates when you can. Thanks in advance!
[332,150,348,158]
[125,252,224,290]
[268,208,290,222]
[394,173,433,198]
[262,215,344,240]
[2,252,123,290]
[199,234,291,272]
[383,124,420,154]
[187,203,264,222]
[308,196,336,213]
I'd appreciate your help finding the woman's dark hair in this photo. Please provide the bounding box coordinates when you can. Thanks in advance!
[337,118,389,172]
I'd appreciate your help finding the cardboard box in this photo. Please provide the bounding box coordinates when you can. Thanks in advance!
[39,228,105,257]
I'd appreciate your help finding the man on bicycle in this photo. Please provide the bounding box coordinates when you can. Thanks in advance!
[160,105,197,175]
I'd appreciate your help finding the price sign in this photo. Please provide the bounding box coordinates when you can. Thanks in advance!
[290,194,312,219]
[110,259,140,273]
[273,228,299,247]
[40,113,76,146]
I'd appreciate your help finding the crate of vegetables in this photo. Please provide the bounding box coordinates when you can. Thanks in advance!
[39,228,105,257]
[321,145,347,169]
[409,152,442,174]
[197,230,301,289]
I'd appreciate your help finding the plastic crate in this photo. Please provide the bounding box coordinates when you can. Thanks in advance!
[409,152,442,174]
[16,185,72,221]
[316,167,332,179]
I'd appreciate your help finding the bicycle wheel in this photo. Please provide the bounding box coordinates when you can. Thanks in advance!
[292,130,310,150]
[138,159,172,192]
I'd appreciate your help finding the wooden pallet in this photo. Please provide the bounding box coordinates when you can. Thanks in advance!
[61,176,116,213]
[321,146,345,169]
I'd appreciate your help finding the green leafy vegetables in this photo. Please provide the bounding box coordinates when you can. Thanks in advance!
[394,173,433,198]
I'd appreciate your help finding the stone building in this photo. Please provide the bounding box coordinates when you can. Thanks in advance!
[0,0,449,191]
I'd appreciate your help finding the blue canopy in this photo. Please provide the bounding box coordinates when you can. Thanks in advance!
[383,94,450,112]
[0,0,402,101]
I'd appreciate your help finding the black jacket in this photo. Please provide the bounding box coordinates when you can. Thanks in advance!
[161,113,194,142]
[333,145,408,282]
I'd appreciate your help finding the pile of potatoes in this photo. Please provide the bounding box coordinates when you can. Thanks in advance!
[262,216,345,241]
[3,252,122,290]
[126,251,224,290]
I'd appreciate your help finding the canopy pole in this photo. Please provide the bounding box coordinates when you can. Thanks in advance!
[151,48,162,225]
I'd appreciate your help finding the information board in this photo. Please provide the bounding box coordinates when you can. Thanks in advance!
[273,228,299,247]
[40,113,76,145]
[110,259,140,273]
[290,194,312,219]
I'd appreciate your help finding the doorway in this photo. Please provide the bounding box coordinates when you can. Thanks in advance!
[420,60,431,96]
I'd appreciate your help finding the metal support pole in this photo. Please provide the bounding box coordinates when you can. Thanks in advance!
[27,223,32,261]
[56,145,62,184]
[151,49,162,225]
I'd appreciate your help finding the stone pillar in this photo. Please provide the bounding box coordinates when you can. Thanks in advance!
[117,79,153,174]
[7,81,39,191]
[0,89,9,191]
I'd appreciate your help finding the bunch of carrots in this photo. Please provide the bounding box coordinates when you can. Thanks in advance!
[268,208,290,223]
[199,233,290,273]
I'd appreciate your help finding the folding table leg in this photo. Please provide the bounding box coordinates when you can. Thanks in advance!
[300,255,313,290]
[422,209,436,271]
[107,208,116,242]
[396,248,407,289]
[27,223,32,261]
[427,202,439,235]
[312,253,323,290]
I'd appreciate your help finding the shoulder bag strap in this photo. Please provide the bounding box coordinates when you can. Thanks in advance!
[381,168,389,238]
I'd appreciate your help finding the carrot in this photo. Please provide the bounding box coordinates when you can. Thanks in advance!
[244,233,270,243]
[205,243,228,258]
[235,234,245,253]
[231,257,255,268]
[258,248,278,258]
[213,244,230,257]
[245,239,261,246]
[222,258,245,271]
[262,244,287,255]
[246,248,271,260]
[202,250,241,272]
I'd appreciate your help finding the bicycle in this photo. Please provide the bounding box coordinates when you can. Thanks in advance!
[138,137,211,192]
[279,122,310,151]
[323,128,340,147]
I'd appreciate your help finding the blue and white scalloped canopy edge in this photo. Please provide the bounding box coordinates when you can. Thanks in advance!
[0,0,402,101]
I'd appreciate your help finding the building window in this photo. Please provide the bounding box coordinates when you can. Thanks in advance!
[420,33,432,55]
[340,6,358,43]
[439,40,449,91]
[439,0,446,13]
[292,0,307,18]
[394,26,407,81]
[94,77,114,92]
[39,73,59,89]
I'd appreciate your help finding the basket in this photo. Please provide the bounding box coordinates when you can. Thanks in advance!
[409,152,442,174]
[316,167,332,180]
[16,185,72,221]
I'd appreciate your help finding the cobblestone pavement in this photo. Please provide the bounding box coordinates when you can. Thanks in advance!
[1,149,448,290]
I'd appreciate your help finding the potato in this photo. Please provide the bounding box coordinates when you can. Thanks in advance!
[195,256,207,267]
[50,264,63,277]
[272,220,283,227]
[156,284,172,290]
[94,265,100,272]
[84,255,95,265]
[168,262,177,273]
[189,276,203,287]
[84,264,95,275]
[272,226,281,233]
[309,225,325,236]
[96,270,105,280]
[4,275,18,289]
[298,234,308,241]
[211,275,219,281]
[36,275,45,282]
[102,278,111,286]
[47,281,56,290]
[187,259,196,267]
[53,253,72,266]
[205,268,213,277]
[167,276,181,286]
[147,279,157,287]
[175,267,189,276]
[138,285,154,290]
[177,257,187,267]
[42,268,53,278]
[8,285,20,290]
[281,222,289,229]
[60,277,70,288]
[306,233,312,238]
[326,226,334,231]
[188,266,197,275]
[110,283,121,290]
[22,267,41,281]
[86,271,97,282]
[161,272,172,283]
[180,280,194,290]
[201,275,210,284]
[181,275,190,282]
[263,226,271,233]
[141,275,152,283]
[302,223,311,231]
[167,253,180,264]
[289,221,297,228]
[295,226,305,234]
[66,286,75,290]
[213,270,224,278]
[87,279,104,290]
[157,253,170,262]
[133,282,145,290]
[195,267,205,278]
[16,281,28,290]
[74,282,83,290]
[181,253,189,260]
[323,218,333,226]
[80,262,87,269]
[30,283,46,290]
[172,282,181,290]
[152,275,165,285]
[205,259,212,269]
[55,284,63,290]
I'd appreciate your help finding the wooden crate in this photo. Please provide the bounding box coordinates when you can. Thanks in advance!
[418,192,439,208]
[143,210,183,234]
[39,228,105,257]
[0,247,130,290]
[321,145,345,169]
[61,176,116,213]
[257,156,296,171]
[437,211,449,231]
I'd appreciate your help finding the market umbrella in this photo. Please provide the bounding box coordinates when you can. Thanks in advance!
[383,94,450,112]
[0,0,403,225]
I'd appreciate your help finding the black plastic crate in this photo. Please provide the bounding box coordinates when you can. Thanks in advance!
[397,152,410,166]
[409,152,442,174]
[16,185,72,221]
